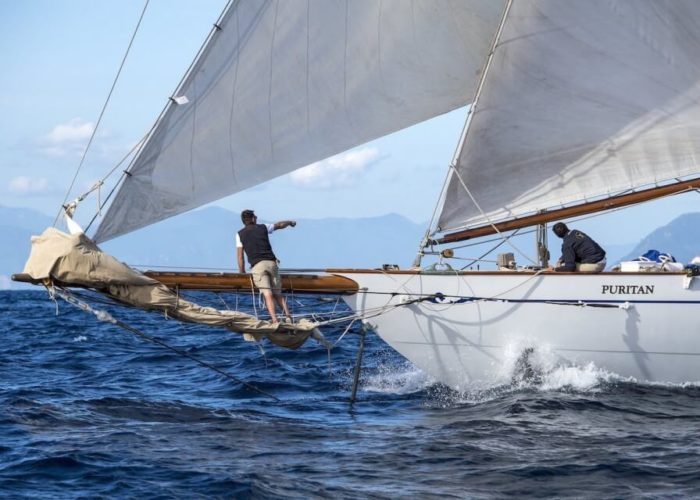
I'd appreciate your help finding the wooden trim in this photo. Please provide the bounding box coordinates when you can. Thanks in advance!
[435,178,700,244]
[329,269,686,276]
[144,271,359,295]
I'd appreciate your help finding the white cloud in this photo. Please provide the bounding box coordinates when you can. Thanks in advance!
[8,176,50,194]
[289,147,382,189]
[46,118,94,144]
[40,118,95,157]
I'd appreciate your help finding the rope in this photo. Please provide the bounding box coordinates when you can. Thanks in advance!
[54,0,151,227]
[49,285,280,402]
[458,228,522,270]
[449,165,537,265]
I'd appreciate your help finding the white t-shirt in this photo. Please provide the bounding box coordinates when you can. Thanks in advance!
[235,223,275,248]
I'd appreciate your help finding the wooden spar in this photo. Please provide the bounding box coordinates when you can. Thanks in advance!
[11,271,359,295]
[435,178,700,245]
[143,271,359,295]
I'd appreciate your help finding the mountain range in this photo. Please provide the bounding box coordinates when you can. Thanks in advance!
[620,212,700,264]
[2,204,699,289]
[100,206,426,270]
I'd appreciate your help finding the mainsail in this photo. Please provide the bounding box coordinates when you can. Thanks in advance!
[94,0,505,242]
[438,1,700,234]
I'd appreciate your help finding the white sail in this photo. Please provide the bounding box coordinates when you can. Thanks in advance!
[438,0,700,233]
[94,0,505,242]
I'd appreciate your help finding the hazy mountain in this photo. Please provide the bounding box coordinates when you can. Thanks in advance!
[0,205,53,232]
[0,206,53,288]
[602,242,637,269]
[101,206,427,270]
[619,212,700,264]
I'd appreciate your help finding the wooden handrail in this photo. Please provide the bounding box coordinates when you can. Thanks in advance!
[435,178,700,244]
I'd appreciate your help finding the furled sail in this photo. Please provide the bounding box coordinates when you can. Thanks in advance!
[95,0,506,242]
[438,1,700,234]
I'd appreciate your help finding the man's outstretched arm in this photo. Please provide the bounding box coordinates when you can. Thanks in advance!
[273,220,297,230]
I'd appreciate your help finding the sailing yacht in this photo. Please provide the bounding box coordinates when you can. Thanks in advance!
[16,1,700,389]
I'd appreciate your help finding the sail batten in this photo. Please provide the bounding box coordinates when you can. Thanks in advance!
[438,1,700,233]
[94,0,506,242]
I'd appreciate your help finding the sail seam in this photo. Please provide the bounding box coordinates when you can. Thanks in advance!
[305,0,310,133]
[228,7,241,186]
[268,0,280,156]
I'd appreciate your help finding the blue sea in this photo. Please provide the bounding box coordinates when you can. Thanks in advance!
[1,289,699,498]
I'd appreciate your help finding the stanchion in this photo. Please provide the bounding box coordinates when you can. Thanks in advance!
[350,324,370,403]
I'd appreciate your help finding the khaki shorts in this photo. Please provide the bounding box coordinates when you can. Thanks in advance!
[251,260,282,292]
[576,259,606,272]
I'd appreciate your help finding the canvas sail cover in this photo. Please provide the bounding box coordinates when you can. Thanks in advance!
[438,1,700,233]
[95,0,506,242]
[24,227,319,349]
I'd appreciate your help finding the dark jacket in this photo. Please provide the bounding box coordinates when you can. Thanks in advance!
[556,230,605,272]
[238,224,276,268]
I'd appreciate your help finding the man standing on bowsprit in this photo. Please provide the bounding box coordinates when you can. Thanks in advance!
[236,209,296,323]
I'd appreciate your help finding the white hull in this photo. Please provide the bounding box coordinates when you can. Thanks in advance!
[337,271,700,390]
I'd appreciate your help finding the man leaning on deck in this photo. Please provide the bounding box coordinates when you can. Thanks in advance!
[550,222,606,272]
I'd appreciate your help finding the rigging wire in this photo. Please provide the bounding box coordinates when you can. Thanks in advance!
[85,0,236,240]
[414,0,517,267]
[458,228,521,270]
[83,134,148,233]
[54,0,151,228]
[411,2,513,266]
[449,166,537,265]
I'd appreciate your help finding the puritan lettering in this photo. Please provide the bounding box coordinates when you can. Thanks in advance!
[601,285,654,295]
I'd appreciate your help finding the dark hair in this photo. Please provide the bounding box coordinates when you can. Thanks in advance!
[241,209,255,224]
[552,222,569,238]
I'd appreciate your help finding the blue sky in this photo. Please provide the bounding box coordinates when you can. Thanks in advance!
[1,0,698,248]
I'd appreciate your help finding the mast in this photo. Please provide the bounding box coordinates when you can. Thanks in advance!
[535,221,549,269]
[435,177,700,245]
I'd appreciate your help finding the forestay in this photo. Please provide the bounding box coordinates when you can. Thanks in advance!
[438,1,700,233]
[95,0,505,242]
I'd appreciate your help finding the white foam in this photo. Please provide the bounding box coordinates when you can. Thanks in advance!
[539,362,612,391]
[73,335,87,342]
[362,362,433,395]
[632,379,700,389]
